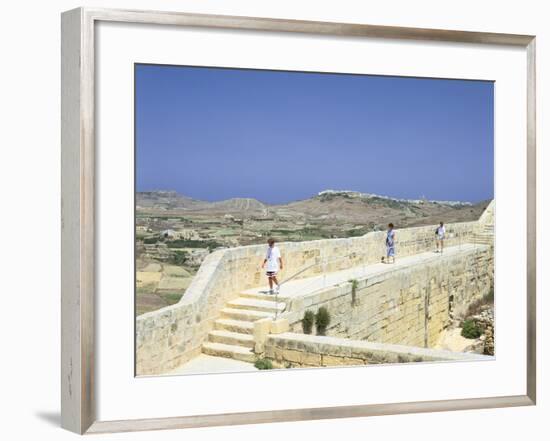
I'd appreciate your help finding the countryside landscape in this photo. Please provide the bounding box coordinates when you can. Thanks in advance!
[136,189,490,316]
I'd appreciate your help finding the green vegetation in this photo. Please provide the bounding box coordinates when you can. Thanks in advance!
[137,213,191,222]
[349,279,359,306]
[143,236,159,244]
[486,286,494,302]
[159,292,184,305]
[136,284,157,295]
[344,228,367,238]
[315,307,331,336]
[302,310,315,334]
[461,319,482,339]
[169,250,188,266]
[368,196,404,209]
[270,229,295,234]
[298,227,331,240]
[254,358,273,370]
[165,239,222,250]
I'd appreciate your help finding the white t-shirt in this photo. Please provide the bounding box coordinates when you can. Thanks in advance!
[266,246,281,272]
[437,225,446,238]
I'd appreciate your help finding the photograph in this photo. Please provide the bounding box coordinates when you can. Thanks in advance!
[134,64,495,376]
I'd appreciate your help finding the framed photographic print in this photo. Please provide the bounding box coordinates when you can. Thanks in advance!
[61,7,536,434]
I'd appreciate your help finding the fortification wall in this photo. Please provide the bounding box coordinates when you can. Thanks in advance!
[478,199,495,226]
[137,204,493,375]
[284,245,494,348]
[264,332,489,368]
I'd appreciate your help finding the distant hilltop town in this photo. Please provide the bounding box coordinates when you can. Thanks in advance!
[317,190,473,207]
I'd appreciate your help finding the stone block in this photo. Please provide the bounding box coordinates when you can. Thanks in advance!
[282,349,303,364]
[343,357,367,365]
[321,355,345,366]
[270,318,290,334]
[301,352,322,366]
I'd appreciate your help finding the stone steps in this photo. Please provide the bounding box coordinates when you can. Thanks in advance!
[202,342,256,363]
[202,290,287,364]
[240,291,289,302]
[208,329,255,348]
[227,297,286,313]
[214,318,255,334]
[220,307,275,322]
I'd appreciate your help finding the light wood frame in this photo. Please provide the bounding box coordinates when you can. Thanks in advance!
[61,7,537,435]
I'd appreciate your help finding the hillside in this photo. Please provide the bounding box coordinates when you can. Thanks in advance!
[136,190,489,228]
[208,198,267,214]
[282,193,488,227]
[136,191,207,210]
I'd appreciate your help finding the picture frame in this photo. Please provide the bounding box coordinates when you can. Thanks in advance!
[61,7,536,435]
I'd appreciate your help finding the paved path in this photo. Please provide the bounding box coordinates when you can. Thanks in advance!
[243,243,488,299]
[167,354,257,375]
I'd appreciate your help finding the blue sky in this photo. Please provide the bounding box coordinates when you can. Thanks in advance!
[135,64,494,204]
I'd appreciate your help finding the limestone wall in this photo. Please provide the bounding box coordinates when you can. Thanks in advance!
[264,332,489,368]
[284,246,493,347]
[137,203,494,375]
[478,200,495,226]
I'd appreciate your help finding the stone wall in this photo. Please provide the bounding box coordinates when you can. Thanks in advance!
[264,332,489,368]
[283,245,493,348]
[478,199,495,226]
[136,203,494,375]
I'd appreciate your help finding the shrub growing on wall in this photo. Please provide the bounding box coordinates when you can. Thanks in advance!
[302,310,315,334]
[254,358,273,370]
[315,307,331,336]
[461,319,482,339]
[486,285,494,302]
[349,279,359,306]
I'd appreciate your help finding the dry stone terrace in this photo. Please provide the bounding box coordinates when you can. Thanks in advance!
[136,201,494,375]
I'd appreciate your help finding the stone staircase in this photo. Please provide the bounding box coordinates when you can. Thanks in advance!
[472,224,494,246]
[202,292,286,363]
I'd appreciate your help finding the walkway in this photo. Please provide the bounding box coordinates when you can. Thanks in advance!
[244,243,489,299]
[167,354,257,375]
